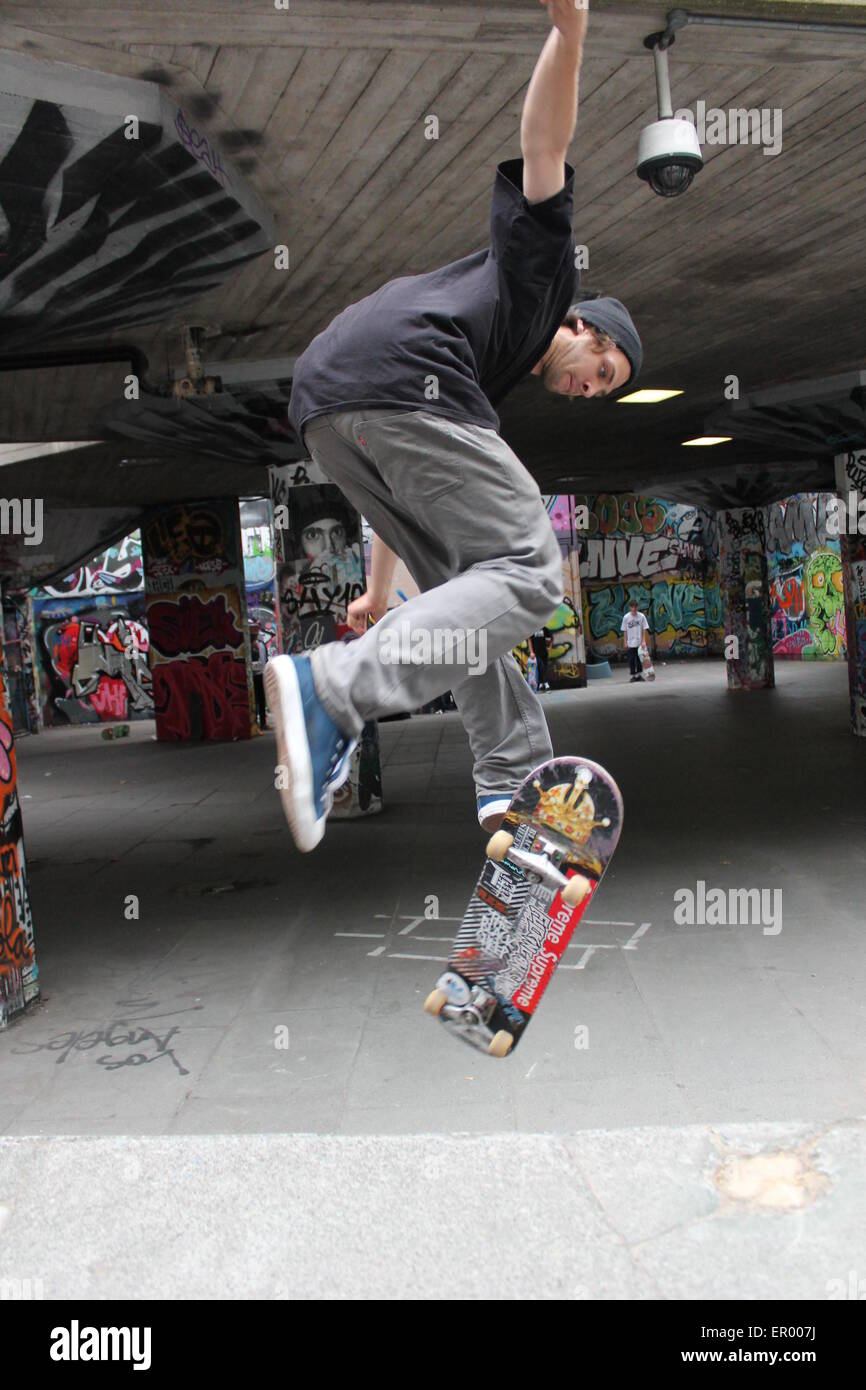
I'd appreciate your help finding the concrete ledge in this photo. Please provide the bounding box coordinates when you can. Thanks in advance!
[1,1119,863,1300]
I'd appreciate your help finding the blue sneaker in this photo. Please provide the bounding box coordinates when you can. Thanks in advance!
[477,793,513,833]
[265,654,357,852]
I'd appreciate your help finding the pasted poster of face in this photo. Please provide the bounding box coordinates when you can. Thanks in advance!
[276,485,365,653]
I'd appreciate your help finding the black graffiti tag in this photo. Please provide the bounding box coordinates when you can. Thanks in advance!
[11,999,203,1076]
[12,1022,189,1075]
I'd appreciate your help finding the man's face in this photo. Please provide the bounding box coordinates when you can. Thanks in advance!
[300,517,347,559]
[537,321,631,400]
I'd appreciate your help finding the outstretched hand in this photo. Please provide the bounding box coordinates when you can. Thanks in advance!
[539,0,588,47]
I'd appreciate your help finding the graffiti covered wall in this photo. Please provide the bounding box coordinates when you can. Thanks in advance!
[572,494,723,661]
[0,638,37,1027]
[31,533,153,725]
[36,606,151,725]
[142,502,254,741]
[766,494,847,660]
[40,533,144,601]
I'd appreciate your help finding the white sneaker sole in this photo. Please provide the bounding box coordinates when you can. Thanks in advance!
[265,656,326,853]
[477,797,513,833]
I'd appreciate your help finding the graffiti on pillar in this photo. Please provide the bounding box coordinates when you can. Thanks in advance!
[841,534,866,735]
[766,495,847,659]
[514,501,586,688]
[240,499,278,661]
[835,451,866,736]
[2,593,42,735]
[719,508,774,690]
[569,493,723,660]
[547,545,586,686]
[0,667,37,1028]
[143,503,253,741]
[276,488,365,653]
[270,467,382,817]
[801,551,846,659]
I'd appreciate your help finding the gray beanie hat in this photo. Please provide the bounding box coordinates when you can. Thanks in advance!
[570,296,642,386]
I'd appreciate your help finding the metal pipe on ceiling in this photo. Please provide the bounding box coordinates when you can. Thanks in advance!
[0,346,165,395]
[666,7,866,39]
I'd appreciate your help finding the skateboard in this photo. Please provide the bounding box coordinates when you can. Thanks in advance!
[101,724,130,740]
[639,643,655,681]
[425,756,623,1057]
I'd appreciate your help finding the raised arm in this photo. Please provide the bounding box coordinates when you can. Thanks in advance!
[521,0,589,205]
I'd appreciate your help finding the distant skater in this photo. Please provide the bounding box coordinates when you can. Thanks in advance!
[621,599,650,682]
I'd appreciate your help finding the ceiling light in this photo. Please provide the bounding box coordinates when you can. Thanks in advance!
[682,436,732,446]
[618,389,683,404]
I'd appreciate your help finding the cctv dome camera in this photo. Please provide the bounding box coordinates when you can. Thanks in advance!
[637,117,703,197]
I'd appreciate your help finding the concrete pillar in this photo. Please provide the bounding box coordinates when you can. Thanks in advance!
[1,591,42,734]
[718,506,775,690]
[550,497,586,688]
[141,500,256,741]
[270,460,383,819]
[834,450,866,736]
[0,595,38,1028]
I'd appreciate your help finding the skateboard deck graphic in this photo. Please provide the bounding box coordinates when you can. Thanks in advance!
[425,756,623,1057]
[639,644,656,680]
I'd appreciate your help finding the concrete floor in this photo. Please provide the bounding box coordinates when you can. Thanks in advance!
[1,659,864,1298]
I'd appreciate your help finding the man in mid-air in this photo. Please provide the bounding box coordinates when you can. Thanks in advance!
[267,0,642,850]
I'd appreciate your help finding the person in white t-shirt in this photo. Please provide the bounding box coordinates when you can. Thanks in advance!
[620,599,649,682]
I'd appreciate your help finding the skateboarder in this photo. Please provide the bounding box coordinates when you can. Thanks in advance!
[621,599,650,681]
[268,0,642,852]
[531,628,552,691]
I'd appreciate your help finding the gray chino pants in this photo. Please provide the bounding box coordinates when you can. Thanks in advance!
[302,408,562,798]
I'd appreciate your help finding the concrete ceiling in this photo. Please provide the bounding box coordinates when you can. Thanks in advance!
[1,0,866,572]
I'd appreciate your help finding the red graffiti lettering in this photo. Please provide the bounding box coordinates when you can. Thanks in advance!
[88,678,128,719]
[48,621,80,683]
[152,653,251,740]
[772,576,804,618]
[148,594,242,658]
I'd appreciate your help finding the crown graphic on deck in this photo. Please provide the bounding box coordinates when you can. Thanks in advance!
[531,766,611,844]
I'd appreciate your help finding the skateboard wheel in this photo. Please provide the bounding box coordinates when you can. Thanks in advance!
[562,874,591,908]
[486,831,514,862]
[487,1031,514,1058]
[424,989,448,1017]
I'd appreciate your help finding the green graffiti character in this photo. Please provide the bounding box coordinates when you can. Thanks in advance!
[803,550,845,659]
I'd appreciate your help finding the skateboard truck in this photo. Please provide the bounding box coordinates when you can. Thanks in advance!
[486,831,590,906]
[424,972,510,1053]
